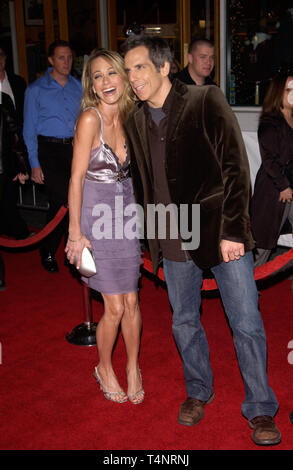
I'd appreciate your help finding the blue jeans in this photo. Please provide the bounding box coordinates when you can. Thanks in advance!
[163,251,278,420]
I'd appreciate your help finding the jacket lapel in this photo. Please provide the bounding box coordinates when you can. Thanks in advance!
[165,82,187,178]
[131,81,187,178]
[166,90,186,148]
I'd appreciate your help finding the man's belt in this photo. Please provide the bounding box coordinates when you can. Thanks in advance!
[38,135,73,145]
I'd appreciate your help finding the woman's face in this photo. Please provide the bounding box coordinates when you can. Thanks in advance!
[282,76,293,109]
[91,56,125,105]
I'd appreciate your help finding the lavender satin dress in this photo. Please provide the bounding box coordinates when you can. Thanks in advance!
[80,108,142,295]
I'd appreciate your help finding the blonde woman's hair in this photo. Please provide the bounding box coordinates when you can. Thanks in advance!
[80,48,136,121]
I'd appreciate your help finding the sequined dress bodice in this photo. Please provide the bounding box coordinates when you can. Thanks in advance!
[85,107,130,183]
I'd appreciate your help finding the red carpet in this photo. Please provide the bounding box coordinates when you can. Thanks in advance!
[0,244,293,451]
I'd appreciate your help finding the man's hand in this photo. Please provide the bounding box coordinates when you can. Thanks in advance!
[31,166,44,184]
[220,239,245,263]
[279,187,293,203]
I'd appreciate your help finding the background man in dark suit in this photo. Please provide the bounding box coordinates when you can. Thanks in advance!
[0,44,30,240]
[174,37,216,86]
[0,44,26,125]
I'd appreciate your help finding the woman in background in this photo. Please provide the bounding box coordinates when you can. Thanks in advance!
[251,72,293,266]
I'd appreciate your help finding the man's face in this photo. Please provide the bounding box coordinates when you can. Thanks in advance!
[124,45,168,107]
[0,48,7,75]
[188,44,215,82]
[48,46,73,77]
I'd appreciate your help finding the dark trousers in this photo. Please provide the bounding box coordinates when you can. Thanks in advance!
[38,140,73,256]
[0,174,29,239]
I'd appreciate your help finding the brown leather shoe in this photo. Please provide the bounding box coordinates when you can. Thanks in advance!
[248,415,281,446]
[177,392,215,426]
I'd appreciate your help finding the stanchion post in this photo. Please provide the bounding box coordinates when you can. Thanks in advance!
[66,282,98,346]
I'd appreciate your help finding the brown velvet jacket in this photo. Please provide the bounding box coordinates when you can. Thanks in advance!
[124,79,254,272]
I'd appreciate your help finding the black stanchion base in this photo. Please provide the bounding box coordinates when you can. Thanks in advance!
[66,322,97,346]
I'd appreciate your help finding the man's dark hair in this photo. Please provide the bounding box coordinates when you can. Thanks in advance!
[121,34,173,72]
[188,37,214,54]
[48,39,72,57]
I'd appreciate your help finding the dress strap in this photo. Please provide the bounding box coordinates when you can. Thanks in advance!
[83,106,104,144]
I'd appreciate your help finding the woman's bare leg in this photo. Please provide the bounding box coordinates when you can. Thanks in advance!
[95,293,126,401]
[121,292,144,403]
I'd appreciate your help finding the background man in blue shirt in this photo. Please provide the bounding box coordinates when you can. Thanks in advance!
[23,40,82,272]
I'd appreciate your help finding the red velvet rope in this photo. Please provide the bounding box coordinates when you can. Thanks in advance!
[0,205,292,290]
[142,248,293,291]
[0,205,68,248]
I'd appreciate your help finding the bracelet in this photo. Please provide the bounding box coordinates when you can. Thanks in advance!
[68,235,83,242]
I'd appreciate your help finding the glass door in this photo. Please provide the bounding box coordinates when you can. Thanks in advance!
[227,0,293,107]
[109,0,218,82]
[115,0,180,62]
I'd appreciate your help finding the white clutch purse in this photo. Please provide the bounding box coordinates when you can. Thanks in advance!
[75,247,97,277]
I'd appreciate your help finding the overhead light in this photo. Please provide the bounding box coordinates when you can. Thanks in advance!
[145,27,162,34]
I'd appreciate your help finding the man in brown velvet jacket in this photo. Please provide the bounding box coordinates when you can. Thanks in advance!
[123,34,281,446]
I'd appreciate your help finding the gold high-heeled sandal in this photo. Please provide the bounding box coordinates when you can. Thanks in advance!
[127,369,145,405]
[93,366,128,403]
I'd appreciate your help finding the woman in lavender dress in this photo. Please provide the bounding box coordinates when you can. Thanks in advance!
[65,49,144,404]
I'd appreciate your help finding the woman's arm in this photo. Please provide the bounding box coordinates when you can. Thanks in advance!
[65,110,100,269]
